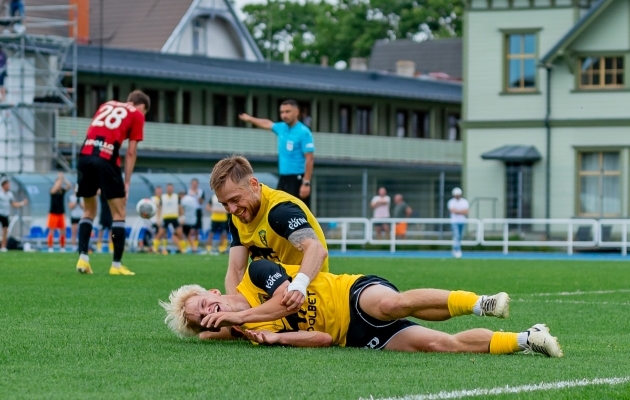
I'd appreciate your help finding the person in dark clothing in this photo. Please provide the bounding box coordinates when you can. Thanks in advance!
[97,190,113,253]
[47,173,71,252]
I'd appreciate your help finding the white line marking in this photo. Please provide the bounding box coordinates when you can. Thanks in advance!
[517,299,630,306]
[523,289,630,297]
[364,377,630,400]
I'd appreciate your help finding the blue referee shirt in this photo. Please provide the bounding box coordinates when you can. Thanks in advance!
[271,121,315,175]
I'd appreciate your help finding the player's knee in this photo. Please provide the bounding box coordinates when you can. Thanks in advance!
[378,295,405,319]
[423,335,458,353]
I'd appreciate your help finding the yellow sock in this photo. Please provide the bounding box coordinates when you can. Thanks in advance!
[489,332,520,354]
[194,239,199,248]
[162,239,167,248]
[152,239,159,252]
[447,290,479,317]
[179,241,187,252]
[96,242,102,252]
[108,241,113,252]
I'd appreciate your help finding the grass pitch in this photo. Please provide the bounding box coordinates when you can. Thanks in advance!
[1,252,629,399]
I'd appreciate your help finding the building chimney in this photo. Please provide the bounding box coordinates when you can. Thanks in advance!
[69,0,90,44]
[349,57,368,71]
[396,60,416,77]
[320,55,329,67]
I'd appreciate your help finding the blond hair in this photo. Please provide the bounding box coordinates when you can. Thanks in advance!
[210,155,254,191]
[159,284,208,338]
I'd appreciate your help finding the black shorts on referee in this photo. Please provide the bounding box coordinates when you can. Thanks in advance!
[277,174,310,208]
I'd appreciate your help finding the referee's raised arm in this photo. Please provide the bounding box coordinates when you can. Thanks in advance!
[238,113,273,130]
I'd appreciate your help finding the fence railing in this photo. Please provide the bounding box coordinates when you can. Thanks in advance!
[4,216,630,257]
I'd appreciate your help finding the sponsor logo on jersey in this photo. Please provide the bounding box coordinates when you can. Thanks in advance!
[265,272,283,289]
[258,229,268,247]
[84,139,115,154]
[288,217,307,230]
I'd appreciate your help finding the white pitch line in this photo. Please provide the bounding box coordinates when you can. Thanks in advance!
[523,289,630,297]
[364,377,630,400]
[516,299,630,306]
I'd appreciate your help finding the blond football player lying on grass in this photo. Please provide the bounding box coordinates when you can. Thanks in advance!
[160,259,563,357]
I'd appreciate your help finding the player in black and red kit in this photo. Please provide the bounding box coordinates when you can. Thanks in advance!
[75,90,150,276]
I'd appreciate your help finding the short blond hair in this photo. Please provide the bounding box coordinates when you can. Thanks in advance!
[210,155,254,191]
[159,284,207,338]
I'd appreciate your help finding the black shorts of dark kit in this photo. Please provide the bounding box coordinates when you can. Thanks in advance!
[345,275,418,350]
[194,209,203,230]
[70,217,81,225]
[182,224,195,237]
[277,174,310,209]
[76,156,125,200]
[0,214,9,228]
[163,218,179,230]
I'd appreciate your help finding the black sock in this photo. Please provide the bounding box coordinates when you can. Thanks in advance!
[78,218,93,255]
[111,221,126,263]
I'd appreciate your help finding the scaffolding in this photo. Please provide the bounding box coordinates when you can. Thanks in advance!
[0,4,77,173]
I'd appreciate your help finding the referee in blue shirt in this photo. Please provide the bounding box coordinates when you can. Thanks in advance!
[239,99,315,208]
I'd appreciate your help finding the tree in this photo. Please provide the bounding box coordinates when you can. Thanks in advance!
[241,0,464,65]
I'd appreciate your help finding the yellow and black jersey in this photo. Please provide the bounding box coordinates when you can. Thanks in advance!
[229,184,329,272]
[236,260,362,346]
[160,193,180,220]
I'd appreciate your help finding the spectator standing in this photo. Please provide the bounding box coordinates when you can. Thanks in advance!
[205,193,228,255]
[180,191,199,253]
[393,194,413,239]
[156,183,185,255]
[150,186,163,253]
[448,187,469,259]
[370,187,391,239]
[96,190,113,253]
[238,99,315,208]
[47,173,71,252]
[0,45,7,102]
[187,178,205,249]
[0,176,27,252]
[68,192,84,250]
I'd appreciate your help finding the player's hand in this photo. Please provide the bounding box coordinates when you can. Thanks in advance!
[22,199,28,205]
[200,311,244,329]
[238,113,251,122]
[281,288,305,312]
[243,330,280,345]
[299,184,311,199]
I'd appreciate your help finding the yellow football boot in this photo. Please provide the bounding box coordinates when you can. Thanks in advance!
[109,265,136,276]
[76,258,93,274]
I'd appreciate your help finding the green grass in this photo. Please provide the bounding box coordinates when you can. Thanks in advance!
[1,253,630,399]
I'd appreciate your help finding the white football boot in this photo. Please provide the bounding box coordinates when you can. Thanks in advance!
[479,292,510,318]
[522,323,564,358]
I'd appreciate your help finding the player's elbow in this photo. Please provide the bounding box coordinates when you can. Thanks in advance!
[317,333,333,347]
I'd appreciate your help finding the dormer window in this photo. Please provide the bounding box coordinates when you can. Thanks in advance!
[193,18,206,55]
[579,56,624,89]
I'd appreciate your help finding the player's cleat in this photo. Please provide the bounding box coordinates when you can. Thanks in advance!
[522,323,563,358]
[109,265,135,276]
[161,248,169,256]
[479,292,510,318]
[76,258,93,274]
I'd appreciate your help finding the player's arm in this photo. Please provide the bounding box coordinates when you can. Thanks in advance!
[123,140,139,193]
[303,152,314,182]
[406,205,413,217]
[225,246,248,295]
[238,113,273,130]
[243,329,332,348]
[50,178,62,194]
[198,327,241,341]
[68,196,77,209]
[11,198,27,208]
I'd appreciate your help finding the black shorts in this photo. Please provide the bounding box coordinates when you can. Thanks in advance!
[99,217,112,230]
[163,218,179,229]
[345,275,418,350]
[0,214,9,228]
[70,217,81,225]
[211,220,228,234]
[152,223,159,235]
[76,155,125,200]
[183,224,194,236]
[277,174,310,209]
[194,209,203,230]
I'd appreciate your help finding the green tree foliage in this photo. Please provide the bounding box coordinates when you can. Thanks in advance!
[242,0,463,65]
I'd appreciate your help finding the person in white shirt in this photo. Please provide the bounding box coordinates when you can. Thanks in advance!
[180,191,200,253]
[156,183,185,254]
[447,187,469,259]
[0,177,28,252]
[370,187,391,239]
[187,178,205,246]
[68,193,84,249]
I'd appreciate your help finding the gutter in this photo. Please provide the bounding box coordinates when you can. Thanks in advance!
[544,65,552,228]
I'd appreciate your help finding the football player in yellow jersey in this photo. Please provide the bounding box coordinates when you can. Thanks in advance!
[160,259,563,357]
[210,155,329,312]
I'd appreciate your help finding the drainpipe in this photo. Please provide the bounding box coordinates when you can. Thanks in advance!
[544,65,552,236]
